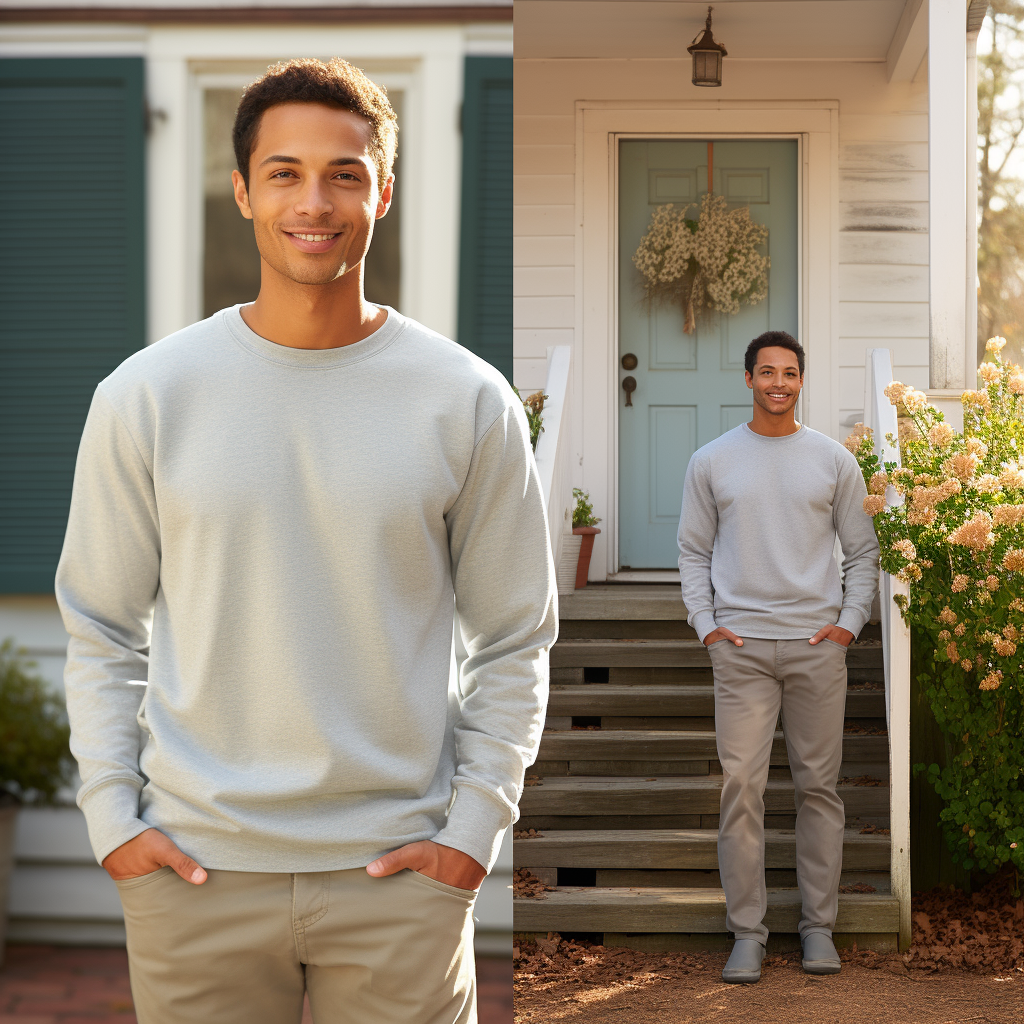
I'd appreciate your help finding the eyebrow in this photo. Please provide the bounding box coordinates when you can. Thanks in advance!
[758,364,800,372]
[258,155,367,169]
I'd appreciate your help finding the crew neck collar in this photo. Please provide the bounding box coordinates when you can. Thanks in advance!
[223,303,404,368]
[741,421,806,442]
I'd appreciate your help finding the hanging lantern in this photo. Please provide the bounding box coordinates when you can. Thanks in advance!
[688,6,727,87]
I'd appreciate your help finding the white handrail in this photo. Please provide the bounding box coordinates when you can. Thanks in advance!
[533,345,573,577]
[863,347,912,952]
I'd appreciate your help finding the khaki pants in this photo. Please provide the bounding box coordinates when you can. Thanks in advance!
[115,864,477,1024]
[708,636,848,944]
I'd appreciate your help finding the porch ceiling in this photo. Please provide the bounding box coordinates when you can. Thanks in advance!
[515,0,910,61]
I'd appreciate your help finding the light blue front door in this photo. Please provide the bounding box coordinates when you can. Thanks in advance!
[617,139,798,569]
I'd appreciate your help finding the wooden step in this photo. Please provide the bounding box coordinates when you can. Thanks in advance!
[513,887,900,935]
[514,828,890,871]
[519,777,890,817]
[551,638,883,669]
[536,729,888,764]
[547,684,886,718]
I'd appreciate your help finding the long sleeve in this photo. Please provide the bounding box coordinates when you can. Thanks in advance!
[677,452,720,642]
[833,452,880,636]
[54,387,159,864]
[434,402,558,872]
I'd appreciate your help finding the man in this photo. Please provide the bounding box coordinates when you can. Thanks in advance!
[677,331,879,984]
[56,58,556,1023]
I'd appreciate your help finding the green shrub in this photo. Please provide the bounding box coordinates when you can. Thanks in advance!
[572,488,601,528]
[0,639,73,805]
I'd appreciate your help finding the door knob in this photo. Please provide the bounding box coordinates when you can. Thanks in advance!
[621,353,638,370]
[622,376,637,406]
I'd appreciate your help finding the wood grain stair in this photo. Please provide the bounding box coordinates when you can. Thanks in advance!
[514,585,894,950]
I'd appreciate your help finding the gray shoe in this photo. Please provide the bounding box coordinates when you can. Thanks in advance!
[801,932,841,975]
[722,938,766,984]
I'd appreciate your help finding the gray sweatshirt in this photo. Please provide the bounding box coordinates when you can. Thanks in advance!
[677,423,879,643]
[55,305,557,873]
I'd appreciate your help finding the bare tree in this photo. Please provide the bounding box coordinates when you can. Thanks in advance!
[978,1,1024,365]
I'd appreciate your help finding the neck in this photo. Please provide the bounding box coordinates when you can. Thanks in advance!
[240,258,387,350]
[748,406,801,437]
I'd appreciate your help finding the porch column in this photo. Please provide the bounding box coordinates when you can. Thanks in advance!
[928,0,969,392]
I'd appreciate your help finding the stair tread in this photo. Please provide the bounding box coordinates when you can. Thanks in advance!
[514,828,889,869]
[513,887,899,933]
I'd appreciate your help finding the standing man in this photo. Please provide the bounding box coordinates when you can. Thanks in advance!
[56,58,556,1023]
[677,331,878,984]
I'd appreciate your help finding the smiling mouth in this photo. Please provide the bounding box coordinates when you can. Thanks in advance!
[287,232,338,242]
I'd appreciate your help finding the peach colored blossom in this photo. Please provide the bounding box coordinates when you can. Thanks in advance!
[903,389,929,413]
[892,539,916,560]
[965,438,988,459]
[907,507,937,526]
[979,670,1003,691]
[942,453,979,483]
[1002,548,1024,572]
[998,462,1024,490]
[863,494,886,517]
[951,574,970,593]
[993,638,1017,657]
[928,422,955,447]
[975,475,1002,494]
[962,659,975,671]
[947,512,995,550]
[946,641,959,661]
[898,564,922,583]
[868,471,888,495]
[884,381,908,405]
[1009,372,1024,396]
[939,607,957,625]
[978,361,1001,384]
[962,390,992,413]
[954,623,966,637]
[993,504,1024,527]
[986,336,1007,354]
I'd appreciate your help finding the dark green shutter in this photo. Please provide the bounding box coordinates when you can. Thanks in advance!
[457,56,512,381]
[0,58,145,594]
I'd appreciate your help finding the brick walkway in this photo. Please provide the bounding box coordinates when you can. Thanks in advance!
[0,946,512,1023]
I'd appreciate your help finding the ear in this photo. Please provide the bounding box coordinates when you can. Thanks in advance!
[231,169,253,221]
[375,173,395,220]
[745,370,754,391]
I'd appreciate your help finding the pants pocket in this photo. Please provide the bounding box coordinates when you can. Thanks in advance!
[404,868,478,901]
[113,865,175,891]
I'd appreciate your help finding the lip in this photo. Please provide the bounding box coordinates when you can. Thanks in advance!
[283,230,342,254]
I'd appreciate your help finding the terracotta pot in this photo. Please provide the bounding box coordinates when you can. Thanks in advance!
[572,526,601,589]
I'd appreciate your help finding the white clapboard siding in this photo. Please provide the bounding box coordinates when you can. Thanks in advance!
[514,266,575,296]
[514,296,575,329]
[840,112,929,143]
[839,231,929,265]
[839,170,929,203]
[839,264,929,302]
[839,364,930,408]
[839,141,928,171]
[839,201,928,233]
[514,174,574,206]
[513,144,575,176]
[513,235,574,266]
[513,114,575,147]
[838,338,930,368]
[838,301,929,338]
[514,204,575,236]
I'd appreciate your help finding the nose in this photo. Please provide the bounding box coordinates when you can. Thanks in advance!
[293,177,334,220]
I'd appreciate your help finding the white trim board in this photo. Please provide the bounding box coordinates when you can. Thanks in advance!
[574,100,839,578]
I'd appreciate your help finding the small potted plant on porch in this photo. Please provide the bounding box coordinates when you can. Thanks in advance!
[0,639,74,965]
[572,488,602,589]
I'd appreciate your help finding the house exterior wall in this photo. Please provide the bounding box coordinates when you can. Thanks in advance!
[514,57,929,577]
[0,16,513,954]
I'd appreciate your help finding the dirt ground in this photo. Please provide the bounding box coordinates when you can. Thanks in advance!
[514,871,1024,1024]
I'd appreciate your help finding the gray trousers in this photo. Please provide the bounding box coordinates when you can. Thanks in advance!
[708,636,848,943]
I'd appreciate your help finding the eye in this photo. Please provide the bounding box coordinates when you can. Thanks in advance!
[270,170,296,179]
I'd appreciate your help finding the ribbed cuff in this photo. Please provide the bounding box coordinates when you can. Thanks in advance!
[836,607,867,638]
[79,780,149,865]
[690,610,719,644]
[431,784,512,873]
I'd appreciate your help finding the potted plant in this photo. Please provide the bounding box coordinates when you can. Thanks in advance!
[572,488,602,589]
[0,639,74,965]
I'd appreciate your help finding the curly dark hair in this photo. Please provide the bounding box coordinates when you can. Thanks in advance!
[232,57,398,193]
[744,330,804,376]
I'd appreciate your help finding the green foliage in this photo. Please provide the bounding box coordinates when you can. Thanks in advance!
[572,488,601,528]
[0,639,73,805]
[846,349,1024,875]
[512,385,548,452]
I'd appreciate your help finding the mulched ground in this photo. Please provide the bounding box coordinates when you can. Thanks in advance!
[514,869,1024,1023]
[0,945,512,1023]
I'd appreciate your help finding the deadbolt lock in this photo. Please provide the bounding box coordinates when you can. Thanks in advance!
[621,353,638,371]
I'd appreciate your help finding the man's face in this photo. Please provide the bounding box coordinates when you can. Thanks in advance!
[231,102,393,287]
[745,345,803,417]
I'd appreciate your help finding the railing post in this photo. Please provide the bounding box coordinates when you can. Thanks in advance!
[533,345,573,582]
[865,347,913,951]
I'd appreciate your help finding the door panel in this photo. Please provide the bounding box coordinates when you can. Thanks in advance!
[618,139,798,569]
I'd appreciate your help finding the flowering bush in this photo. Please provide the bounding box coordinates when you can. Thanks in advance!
[632,192,769,334]
[845,338,1024,877]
